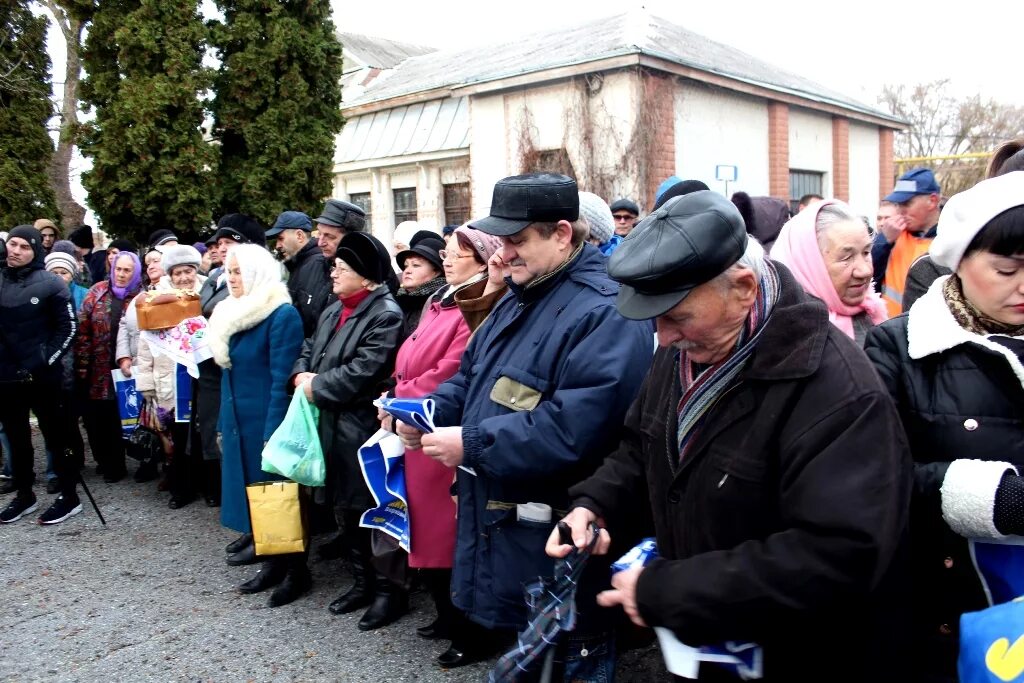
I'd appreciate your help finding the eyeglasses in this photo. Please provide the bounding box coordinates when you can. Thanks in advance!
[439,250,474,261]
[330,264,355,275]
[612,214,635,222]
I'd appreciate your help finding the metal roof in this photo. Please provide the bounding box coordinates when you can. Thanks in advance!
[338,32,436,71]
[344,12,899,123]
[335,96,470,163]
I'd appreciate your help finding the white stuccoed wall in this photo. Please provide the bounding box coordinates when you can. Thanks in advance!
[788,107,833,196]
[674,84,770,197]
[468,93,510,220]
[848,122,881,221]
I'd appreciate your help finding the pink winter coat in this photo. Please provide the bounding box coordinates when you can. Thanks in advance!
[393,289,472,568]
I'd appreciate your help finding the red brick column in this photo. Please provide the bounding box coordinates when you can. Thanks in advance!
[643,72,676,211]
[767,102,789,201]
[831,116,850,202]
[878,128,894,201]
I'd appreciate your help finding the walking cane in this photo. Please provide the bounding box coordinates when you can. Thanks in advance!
[68,448,106,526]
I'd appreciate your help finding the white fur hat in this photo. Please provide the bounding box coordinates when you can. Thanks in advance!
[931,171,1024,269]
[160,244,202,274]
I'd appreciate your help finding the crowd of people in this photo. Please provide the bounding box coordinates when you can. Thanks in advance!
[1,135,1023,681]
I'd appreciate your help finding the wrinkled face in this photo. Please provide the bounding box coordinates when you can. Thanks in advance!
[226,254,244,298]
[276,229,305,261]
[40,229,57,249]
[5,237,34,268]
[331,258,366,298]
[401,255,440,289]
[316,224,344,259]
[898,193,939,232]
[498,223,572,286]
[113,254,135,288]
[145,251,164,284]
[612,211,637,237]
[654,271,757,364]
[51,266,74,285]
[169,264,198,290]
[442,235,485,287]
[958,250,1024,326]
[216,237,239,267]
[819,220,874,306]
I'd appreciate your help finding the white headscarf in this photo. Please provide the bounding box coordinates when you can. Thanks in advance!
[206,244,291,368]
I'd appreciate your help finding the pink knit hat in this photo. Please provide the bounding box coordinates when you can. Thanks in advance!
[453,225,503,264]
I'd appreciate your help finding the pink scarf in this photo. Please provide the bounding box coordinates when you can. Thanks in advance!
[770,199,888,338]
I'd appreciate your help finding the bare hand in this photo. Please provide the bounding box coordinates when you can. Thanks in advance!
[293,372,316,388]
[118,358,132,377]
[420,426,464,467]
[302,380,314,402]
[597,567,647,627]
[546,507,611,558]
[879,214,908,243]
[484,252,509,295]
[396,420,425,450]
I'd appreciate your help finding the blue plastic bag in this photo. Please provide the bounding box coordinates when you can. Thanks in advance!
[261,391,325,487]
[960,597,1024,683]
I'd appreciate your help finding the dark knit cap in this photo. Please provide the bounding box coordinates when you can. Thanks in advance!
[108,238,137,253]
[7,225,45,267]
[336,232,388,284]
[68,225,94,250]
[148,228,178,248]
[652,180,711,210]
[51,239,78,256]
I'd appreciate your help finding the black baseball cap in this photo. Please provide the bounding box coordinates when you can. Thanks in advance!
[469,173,579,236]
[608,191,748,320]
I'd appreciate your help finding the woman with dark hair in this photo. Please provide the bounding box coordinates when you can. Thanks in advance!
[207,244,306,607]
[865,171,1024,681]
[75,251,143,482]
[394,236,447,340]
[379,225,502,656]
[290,232,403,627]
[987,138,1024,178]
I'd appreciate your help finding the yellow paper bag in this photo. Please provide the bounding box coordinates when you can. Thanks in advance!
[246,481,306,556]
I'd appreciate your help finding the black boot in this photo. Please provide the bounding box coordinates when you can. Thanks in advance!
[226,533,252,554]
[226,539,257,566]
[357,573,408,631]
[237,559,287,594]
[328,545,374,614]
[268,556,312,608]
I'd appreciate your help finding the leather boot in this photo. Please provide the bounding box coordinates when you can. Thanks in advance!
[226,533,252,554]
[357,573,408,631]
[268,556,312,608]
[226,539,257,566]
[237,559,287,594]
[328,545,374,614]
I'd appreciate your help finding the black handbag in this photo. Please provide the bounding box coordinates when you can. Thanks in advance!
[126,401,163,462]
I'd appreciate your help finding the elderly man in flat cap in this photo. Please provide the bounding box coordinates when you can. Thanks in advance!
[397,173,653,675]
[547,191,913,681]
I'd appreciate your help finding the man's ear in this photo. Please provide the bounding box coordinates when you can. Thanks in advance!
[732,269,758,307]
[556,220,574,248]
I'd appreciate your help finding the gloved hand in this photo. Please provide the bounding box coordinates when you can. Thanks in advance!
[994,473,1024,536]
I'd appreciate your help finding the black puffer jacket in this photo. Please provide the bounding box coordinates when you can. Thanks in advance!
[865,277,1024,681]
[0,246,76,384]
[284,240,332,338]
[291,287,402,510]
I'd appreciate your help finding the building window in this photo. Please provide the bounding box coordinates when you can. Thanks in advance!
[393,188,417,226]
[443,183,471,227]
[349,192,371,227]
[789,170,824,214]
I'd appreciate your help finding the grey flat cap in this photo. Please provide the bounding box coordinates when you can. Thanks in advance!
[315,199,366,232]
[608,190,748,320]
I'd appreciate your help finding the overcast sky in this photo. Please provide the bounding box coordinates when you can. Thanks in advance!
[45,0,1023,228]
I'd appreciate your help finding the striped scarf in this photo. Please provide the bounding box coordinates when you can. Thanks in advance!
[676,261,780,464]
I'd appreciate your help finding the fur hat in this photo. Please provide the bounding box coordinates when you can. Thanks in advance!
[578,192,615,244]
[68,225,94,250]
[213,213,264,245]
[161,244,202,274]
[108,238,136,254]
[337,232,389,284]
[931,171,1024,269]
[45,251,79,276]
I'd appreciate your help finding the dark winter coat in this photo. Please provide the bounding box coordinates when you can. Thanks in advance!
[429,244,654,630]
[865,276,1024,681]
[570,263,913,681]
[195,268,230,460]
[284,240,333,338]
[218,303,304,533]
[291,287,403,512]
[0,258,75,385]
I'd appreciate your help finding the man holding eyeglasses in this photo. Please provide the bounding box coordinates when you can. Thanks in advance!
[34,219,60,255]
[609,198,640,237]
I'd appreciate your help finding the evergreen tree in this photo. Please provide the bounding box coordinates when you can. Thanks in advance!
[0,0,59,228]
[210,0,343,226]
[79,0,216,242]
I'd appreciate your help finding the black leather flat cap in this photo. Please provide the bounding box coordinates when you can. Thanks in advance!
[469,173,579,236]
[608,190,748,320]
[316,199,366,231]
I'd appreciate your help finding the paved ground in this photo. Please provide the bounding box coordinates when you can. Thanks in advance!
[0,426,663,682]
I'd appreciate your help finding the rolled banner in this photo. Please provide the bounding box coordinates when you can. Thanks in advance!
[357,429,410,552]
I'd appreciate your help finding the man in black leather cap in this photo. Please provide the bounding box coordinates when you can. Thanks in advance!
[314,199,365,262]
[548,191,914,681]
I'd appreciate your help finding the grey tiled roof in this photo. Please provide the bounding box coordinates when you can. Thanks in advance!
[345,12,898,123]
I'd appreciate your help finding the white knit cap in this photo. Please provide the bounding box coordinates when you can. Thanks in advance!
[931,171,1024,269]
[45,251,79,276]
[160,244,202,274]
[578,192,615,245]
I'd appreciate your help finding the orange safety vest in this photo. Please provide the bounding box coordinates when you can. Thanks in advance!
[882,230,934,317]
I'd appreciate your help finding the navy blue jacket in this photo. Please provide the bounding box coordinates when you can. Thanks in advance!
[429,244,653,629]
